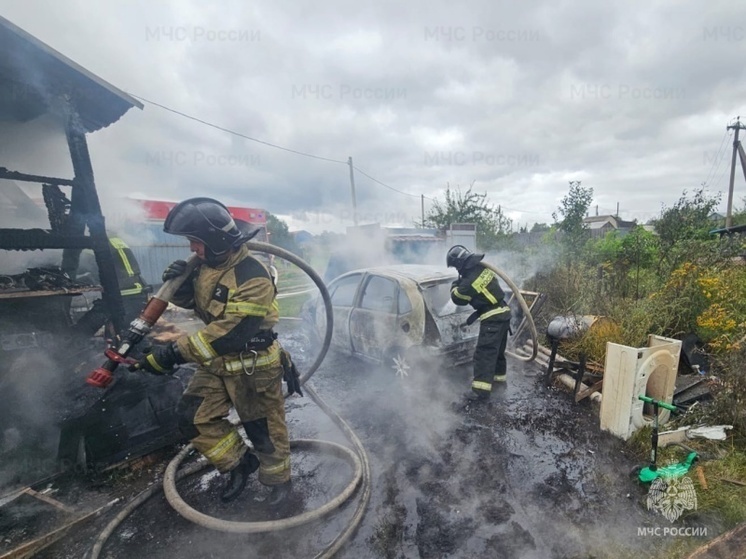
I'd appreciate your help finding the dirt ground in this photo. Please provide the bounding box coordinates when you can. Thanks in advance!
[22,322,728,559]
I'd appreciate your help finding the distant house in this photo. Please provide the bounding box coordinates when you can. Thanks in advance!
[583,215,637,238]
[708,212,725,228]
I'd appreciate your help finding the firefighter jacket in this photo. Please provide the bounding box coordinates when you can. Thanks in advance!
[172,244,280,374]
[108,237,149,297]
[450,263,510,322]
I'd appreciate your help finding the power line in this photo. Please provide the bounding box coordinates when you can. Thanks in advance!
[129,93,348,165]
[703,127,731,187]
[352,165,430,199]
[130,93,543,215]
[499,204,542,214]
[711,132,734,192]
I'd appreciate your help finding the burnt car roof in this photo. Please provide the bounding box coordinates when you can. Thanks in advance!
[334,264,456,284]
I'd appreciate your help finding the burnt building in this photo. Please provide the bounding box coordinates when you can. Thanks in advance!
[0,16,186,489]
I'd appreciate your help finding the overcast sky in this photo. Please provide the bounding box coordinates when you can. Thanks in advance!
[2,0,746,233]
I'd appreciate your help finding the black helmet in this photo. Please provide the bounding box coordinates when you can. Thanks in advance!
[233,218,262,244]
[446,245,484,271]
[164,198,243,259]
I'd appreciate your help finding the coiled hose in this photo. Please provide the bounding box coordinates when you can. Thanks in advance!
[90,242,370,559]
[89,252,534,558]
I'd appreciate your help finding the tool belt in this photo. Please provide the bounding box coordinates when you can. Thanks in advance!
[244,329,277,351]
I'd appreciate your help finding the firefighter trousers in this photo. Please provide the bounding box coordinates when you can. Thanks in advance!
[177,364,291,485]
[471,317,510,395]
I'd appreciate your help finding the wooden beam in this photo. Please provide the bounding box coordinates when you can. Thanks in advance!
[0,499,118,559]
[0,166,75,186]
[23,488,77,515]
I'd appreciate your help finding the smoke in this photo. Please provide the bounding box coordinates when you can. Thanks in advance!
[319,225,449,281]
[0,114,72,178]
[0,341,66,487]
[0,250,63,275]
[484,243,561,292]
[0,179,63,273]
[101,196,160,247]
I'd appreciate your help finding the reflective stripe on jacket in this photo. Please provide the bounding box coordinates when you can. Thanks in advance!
[450,265,510,321]
[174,244,280,368]
[109,237,147,296]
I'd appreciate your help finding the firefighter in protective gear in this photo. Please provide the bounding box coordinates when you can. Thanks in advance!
[447,245,511,401]
[131,197,292,505]
[73,236,151,339]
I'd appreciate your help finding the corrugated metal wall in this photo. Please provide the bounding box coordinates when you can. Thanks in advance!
[126,223,189,286]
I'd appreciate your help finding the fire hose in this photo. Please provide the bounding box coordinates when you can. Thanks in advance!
[88,251,533,558]
[89,241,370,559]
[479,261,539,363]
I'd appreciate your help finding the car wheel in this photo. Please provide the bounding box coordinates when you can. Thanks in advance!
[384,345,422,378]
[629,464,643,479]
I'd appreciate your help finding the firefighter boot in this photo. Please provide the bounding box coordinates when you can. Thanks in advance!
[220,452,260,502]
[465,390,490,402]
[264,480,292,507]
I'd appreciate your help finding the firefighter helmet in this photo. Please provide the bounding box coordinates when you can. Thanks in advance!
[446,245,484,271]
[234,218,262,244]
[164,198,243,259]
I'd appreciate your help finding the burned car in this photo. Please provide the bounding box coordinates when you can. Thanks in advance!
[300,265,480,369]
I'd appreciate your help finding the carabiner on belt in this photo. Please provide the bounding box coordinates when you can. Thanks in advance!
[239,349,258,376]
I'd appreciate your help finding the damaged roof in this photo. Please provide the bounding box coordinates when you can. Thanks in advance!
[0,15,142,132]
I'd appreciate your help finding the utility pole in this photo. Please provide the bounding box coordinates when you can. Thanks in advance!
[421,194,425,228]
[347,156,358,226]
[726,118,746,228]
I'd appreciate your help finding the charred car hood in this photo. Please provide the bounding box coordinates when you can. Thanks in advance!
[432,311,479,345]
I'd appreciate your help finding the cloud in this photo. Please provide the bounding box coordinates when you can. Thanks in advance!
[3,0,745,233]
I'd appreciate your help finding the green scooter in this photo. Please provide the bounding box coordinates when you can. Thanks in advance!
[633,395,698,483]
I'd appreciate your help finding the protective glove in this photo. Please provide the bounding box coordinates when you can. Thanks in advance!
[162,259,188,282]
[129,343,184,375]
[280,349,304,397]
[465,310,480,326]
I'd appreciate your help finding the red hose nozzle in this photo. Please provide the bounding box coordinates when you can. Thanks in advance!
[87,367,113,388]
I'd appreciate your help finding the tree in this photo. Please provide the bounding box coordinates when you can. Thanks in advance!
[620,226,657,299]
[552,181,594,258]
[425,184,512,250]
[530,223,550,233]
[266,212,300,255]
[652,187,720,274]
[731,196,746,227]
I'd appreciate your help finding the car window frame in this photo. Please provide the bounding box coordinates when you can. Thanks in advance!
[397,282,413,315]
[329,273,363,308]
[357,273,399,314]
[420,277,471,317]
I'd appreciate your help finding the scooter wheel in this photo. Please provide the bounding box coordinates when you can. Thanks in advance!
[629,465,643,479]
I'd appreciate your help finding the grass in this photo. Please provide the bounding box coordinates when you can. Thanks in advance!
[694,449,746,527]
[277,292,314,318]
[625,426,746,558]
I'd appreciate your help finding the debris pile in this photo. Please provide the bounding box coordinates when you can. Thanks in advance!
[0,267,84,292]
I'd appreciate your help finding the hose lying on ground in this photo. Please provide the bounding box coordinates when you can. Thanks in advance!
[89,252,530,558]
[90,242,371,559]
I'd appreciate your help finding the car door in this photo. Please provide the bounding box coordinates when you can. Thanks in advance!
[318,273,363,352]
[349,274,400,361]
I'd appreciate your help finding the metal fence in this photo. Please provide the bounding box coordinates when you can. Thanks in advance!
[126,222,270,286]
[126,224,190,286]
